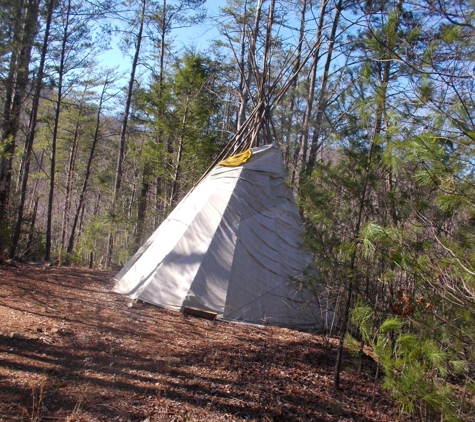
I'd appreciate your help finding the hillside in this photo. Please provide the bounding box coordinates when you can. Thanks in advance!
[0,263,410,421]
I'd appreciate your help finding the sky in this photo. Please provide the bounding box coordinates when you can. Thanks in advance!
[98,0,223,78]
[173,0,222,50]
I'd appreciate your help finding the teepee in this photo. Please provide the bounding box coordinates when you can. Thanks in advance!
[113,1,337,330]
[113,143,335,330]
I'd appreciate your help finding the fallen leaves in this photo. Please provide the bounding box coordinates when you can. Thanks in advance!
[0,263,412,421]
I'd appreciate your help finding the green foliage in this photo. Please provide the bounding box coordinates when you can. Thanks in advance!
[348,304,463,421]
[140,52,225,190]
[440,25,463,43]
[72,215,133,266]
[299,2,475,418]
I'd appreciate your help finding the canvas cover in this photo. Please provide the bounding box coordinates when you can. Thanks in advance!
[113,143,335,331]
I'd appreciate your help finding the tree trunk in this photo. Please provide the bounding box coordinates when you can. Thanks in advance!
[243,0,263,139]
[136,166,149,246]
[0,0,23,132]
[333,128,377,390]
[137,0,170,244]
[333,1,404,389]
[306,0,343,176]
[25,197,39,258]
[58,107,82,265]
[67,73,112,255]
[285,0,307,172]
[250,0,274,147]
[153,0,167,228]
[112,0,146,196]
[107,0,147,267]
[236,0,250,130]
[169,106,188,208]
[45,0,73,261]
[0,0,40,249]
[25,150,45,259]
[295,0,328,185]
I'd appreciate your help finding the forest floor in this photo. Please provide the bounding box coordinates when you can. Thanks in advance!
[0,262,412,422]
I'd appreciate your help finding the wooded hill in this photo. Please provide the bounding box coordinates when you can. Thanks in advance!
[0,0,474,420]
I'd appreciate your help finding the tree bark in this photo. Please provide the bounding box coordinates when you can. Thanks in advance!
[45,0,73,261]
[25,150,44,259]
[333,0,404,389]
[67,73,112,255]
[306,0,343,176]
[285,0,307,172]
[0,0,24,131]
[333,124,377,390]
[244,0,263,142]
[169,106,188,208]
[295,0,328,185]
[236,0,250,130]
[107,0,147,267]
[0,0,40,249]
[58,105,82,265]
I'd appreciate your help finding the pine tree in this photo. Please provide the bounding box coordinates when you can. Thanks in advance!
[0,0,40,252]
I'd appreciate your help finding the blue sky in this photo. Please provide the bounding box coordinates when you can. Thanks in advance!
[173,1,221,51]
[98,0,222,75]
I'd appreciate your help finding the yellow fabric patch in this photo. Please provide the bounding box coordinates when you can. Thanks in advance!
[218,149,252,167]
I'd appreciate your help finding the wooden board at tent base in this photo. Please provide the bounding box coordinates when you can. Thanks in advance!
[183,306,218,321]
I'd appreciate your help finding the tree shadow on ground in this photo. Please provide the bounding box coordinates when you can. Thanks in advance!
[0,264,408,421]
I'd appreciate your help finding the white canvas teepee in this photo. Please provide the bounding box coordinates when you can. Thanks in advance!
[113,143,335,330]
